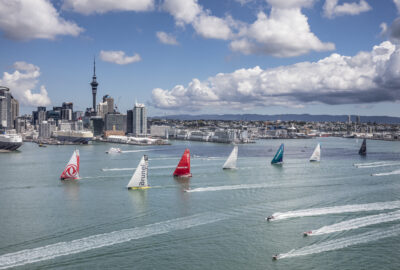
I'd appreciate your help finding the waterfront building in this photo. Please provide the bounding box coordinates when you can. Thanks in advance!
[105,113,127,133]
[39,121,51,139]
[131,102,147,136]
[0,86,19,130]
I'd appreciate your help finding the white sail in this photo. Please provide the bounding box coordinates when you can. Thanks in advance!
[60,150,80,180]
[310,143,321,162]
[223,145,238,169]
[127,155,149,189]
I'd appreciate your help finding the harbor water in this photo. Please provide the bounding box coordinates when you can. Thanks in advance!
[1,138,400,269]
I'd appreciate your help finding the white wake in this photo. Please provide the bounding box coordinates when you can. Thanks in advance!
[309,210,400,236]
[354,161,400,168]
[186,183,278,193]
[269,201,400,221]
[0,212,228,269]
[278,224,400,260]
[372,169,400,176]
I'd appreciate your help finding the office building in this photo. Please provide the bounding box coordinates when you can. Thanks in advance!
[131,102,147,136]
[0,86,19,130]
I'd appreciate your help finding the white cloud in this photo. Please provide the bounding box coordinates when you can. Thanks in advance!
[230,9,335,57]
[162,0,202,26]
[100,50,142,65]
[156,31,179,45]
[323,0,371,18]
[163,0,333,57]
[0,0,83,40]
[380,22,388,37]
[266,0,316,9]
[0,62,51,106]
[394,0,400,13]
[151,41,400,111]
[63,0,154,15]
[192,14,233,40]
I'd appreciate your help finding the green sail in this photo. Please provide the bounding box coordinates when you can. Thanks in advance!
[271,143,284,164]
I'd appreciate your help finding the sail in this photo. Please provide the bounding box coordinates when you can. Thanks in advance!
[60,150,80,180]
[223,145,238,169]
[271,144,284,164]
[173,148,192,177]
[127,155,149,189]
[359,139,367,155]
[310,143,321,162]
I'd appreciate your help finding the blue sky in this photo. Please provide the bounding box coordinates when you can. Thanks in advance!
[0,0,400,116]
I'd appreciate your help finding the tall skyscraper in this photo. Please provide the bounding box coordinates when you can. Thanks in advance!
[90,59,98,113]
[132,102,147,136]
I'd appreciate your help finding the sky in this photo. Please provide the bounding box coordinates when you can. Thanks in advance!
[0,0,400,117]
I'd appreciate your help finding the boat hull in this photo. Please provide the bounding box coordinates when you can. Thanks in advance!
[57,136,92,144]
[0,141,23,152]
[128,186,150,190]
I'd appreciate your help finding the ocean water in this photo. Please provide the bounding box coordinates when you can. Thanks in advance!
[0,138,400,269]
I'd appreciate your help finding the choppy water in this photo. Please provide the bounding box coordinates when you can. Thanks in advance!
[1,138,400,269]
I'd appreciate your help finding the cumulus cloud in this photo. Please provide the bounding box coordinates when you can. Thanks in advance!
[156,31,179,45]
[323,0,371,18]
[0,62,51,106]
[163,0,333,57]
[394,0,400,13]
[100,50,141,65]
[151,41,400,111]
[62,0,154,15]
[0,0,83,40]
[230,9,335,57]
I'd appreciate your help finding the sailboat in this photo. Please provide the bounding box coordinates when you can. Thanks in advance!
[173,148,192,177]
[223,145,238,169]
[359,138,367,155]
[127,155,149,189]
[271,143,284,165]
[309,143,321,162]
[60,150,80,180]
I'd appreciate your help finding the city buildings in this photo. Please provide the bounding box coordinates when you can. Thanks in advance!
[130,102,147,137]
[0,86,19,130]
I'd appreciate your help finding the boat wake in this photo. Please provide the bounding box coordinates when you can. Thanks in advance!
[372,169,400,176]
[269,200,400,221]
[186,183,278,193]
[0,212,228,269]
[308,210,400,236]
[121,149,161,153]
[277,224,400,260]
[354,161,400,168]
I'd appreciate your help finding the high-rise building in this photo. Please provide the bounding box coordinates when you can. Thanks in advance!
[90,59,98,113]
[0,86,19,130]
[131,102,147,136]
[39,121,51,138]
[127,109,133,134]
[105,113,127,132]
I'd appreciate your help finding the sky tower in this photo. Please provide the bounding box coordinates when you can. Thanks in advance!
[90,58,98,113]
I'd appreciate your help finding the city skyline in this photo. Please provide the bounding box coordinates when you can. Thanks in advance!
[0,0,399,116]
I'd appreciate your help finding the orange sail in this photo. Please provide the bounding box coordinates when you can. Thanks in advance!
[60,150,80,180]
[173,148,192,177]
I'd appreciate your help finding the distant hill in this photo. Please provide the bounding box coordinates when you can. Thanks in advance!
[151,114,400,124]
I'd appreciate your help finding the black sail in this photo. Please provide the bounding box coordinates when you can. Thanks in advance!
[359,139,367,155]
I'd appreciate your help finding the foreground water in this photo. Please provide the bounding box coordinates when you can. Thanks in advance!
[1,138,400,269]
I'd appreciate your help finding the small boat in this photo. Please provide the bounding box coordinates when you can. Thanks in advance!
[127,155,150,189]
[223,145,238,169]
[38,143,47,148]
[309,143,321,162]
[106,147,122,154]
[60,150,80,180]
[272,254,279,260]
[303,231,312,237]
[271,144,284,165]
[173,148,192,177]
[359,139,367,155]
[266,216,274,221]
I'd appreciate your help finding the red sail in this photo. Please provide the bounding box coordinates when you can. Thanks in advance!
[173,148,192,177]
